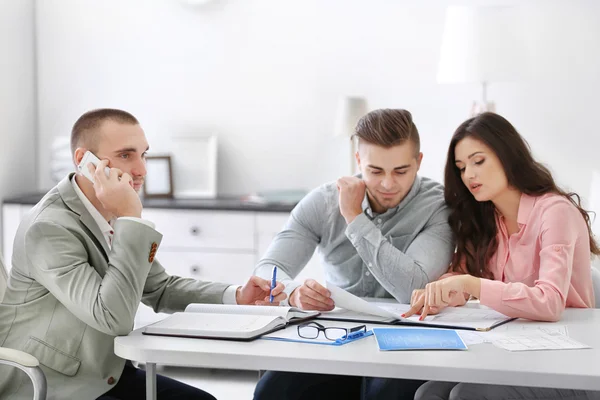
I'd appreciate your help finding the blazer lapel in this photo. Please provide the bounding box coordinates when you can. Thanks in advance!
[57,174,111,259]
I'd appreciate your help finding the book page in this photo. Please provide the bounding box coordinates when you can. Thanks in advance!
[144,312,284,338]
[321,308,394,323]
[185,303,319,321]
[185,303,292,317]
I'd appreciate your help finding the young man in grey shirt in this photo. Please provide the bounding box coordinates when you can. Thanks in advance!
[253,109,455,400]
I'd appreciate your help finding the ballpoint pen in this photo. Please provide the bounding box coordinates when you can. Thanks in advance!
[269,266,277,303]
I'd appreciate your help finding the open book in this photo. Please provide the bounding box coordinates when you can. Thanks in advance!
[319,283,515,332]
[143,304,320,341]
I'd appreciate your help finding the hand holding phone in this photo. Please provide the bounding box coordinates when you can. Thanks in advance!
[77,151,110,183]
[78,153,142,218]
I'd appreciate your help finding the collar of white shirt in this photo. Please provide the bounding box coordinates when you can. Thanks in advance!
[72,176,115,246]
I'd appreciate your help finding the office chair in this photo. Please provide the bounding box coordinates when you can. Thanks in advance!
[0,254,47,400]
[592,259,600,309]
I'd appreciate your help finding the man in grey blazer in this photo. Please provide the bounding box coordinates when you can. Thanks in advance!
[0,109,285,400]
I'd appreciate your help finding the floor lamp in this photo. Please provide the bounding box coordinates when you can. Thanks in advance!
[437,5,527,116]
[334,96,369,175]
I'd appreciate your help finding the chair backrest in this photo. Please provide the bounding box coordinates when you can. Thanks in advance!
[592,262,600,309]
[0,253,7,302]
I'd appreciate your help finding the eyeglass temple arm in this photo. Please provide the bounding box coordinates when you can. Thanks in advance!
[349,324,366,333]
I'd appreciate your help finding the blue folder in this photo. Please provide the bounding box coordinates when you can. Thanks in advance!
[373,328,467,351]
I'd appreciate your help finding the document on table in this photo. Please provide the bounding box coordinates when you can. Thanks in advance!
[492,331,590,352]
[458,324,569,346]
[457,324,589,351]
[323,283,514,331]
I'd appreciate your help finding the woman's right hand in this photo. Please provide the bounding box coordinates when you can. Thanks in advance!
[402,289,444,319]
[403,283,470,319]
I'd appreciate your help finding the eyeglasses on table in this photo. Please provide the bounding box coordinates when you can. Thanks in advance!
[297,322,367,341]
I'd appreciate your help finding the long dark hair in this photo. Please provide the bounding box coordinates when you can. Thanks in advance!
[444,112,599,278]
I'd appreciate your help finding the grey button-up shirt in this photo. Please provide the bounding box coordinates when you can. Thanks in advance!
[254,175,455,304]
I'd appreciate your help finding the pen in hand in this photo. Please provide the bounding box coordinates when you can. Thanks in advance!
[269,266,277,303]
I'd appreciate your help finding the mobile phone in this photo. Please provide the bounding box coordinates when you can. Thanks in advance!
[77,151,110,183]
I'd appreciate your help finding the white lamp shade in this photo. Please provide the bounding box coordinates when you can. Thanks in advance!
[334,96,368,138]
[437,6,527,84]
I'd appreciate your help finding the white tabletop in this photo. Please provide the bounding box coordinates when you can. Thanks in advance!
[115,309,600,391]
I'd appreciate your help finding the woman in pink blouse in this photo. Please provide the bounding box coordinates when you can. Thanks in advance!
[408,112,599,400]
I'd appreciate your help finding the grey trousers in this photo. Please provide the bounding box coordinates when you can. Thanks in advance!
[414,381,600,400]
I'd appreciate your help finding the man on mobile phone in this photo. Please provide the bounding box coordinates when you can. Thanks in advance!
[0,109,285,400]
[253,109,455,400]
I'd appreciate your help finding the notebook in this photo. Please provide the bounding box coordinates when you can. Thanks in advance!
[373,328,468,351]
[319,283,515,332]
[143,304,320,341]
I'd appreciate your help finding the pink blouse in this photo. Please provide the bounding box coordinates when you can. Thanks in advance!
[478,193,595,321]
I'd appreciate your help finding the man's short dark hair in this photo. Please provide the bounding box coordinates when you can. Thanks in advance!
[353,109,420,155]
[70,108,139,155]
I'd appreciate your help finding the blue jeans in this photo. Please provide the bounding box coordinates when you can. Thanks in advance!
[253,371,425,400]
[96,363,216,400]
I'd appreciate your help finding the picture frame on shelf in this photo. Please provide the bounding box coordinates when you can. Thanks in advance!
[170,135,218,198]
[143,155,174,199]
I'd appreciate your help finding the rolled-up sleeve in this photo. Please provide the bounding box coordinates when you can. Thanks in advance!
[346,208,454,303]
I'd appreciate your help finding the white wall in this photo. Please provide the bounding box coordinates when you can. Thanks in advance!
[34,0,600,214]
[0,0,37,241]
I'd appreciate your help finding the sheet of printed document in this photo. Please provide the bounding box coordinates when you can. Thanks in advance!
[458,324,569,346]
[324,283,513,331]
[491,331,590,352]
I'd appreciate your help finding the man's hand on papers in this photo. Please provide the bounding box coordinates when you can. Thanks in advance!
[337,176,366,224]
[289,279,335,311]
[88,160,142,218]
[238,276,286,306]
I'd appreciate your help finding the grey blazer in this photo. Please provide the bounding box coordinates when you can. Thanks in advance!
[0,175,230,399]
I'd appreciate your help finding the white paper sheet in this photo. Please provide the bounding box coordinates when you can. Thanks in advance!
[327,283,399,319]
[326,283,513,330]
[492,331,589,352]
[457,330,488,345]
[458,325,571,347]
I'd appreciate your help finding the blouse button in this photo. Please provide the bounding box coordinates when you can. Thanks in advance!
[553,245,562,252]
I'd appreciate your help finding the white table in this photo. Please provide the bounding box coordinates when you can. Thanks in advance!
[115,309,600,400]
